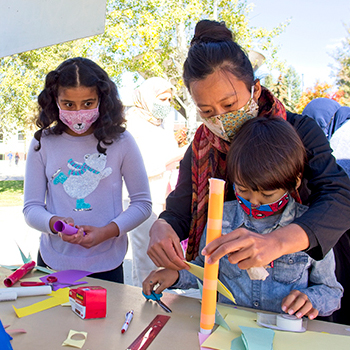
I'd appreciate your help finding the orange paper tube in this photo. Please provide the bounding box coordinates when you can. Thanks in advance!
[200,178,225,334]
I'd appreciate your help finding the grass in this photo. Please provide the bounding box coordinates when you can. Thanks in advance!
[0,180,24,206]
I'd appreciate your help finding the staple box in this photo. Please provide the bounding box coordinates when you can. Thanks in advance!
[69,286,107,319]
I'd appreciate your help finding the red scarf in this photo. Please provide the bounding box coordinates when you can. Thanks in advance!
[186,87,287,261]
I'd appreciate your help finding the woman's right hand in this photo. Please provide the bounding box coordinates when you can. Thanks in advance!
[147,219,189,270]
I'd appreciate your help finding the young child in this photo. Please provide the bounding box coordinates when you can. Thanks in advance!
[24,57,152,283]
[143,117,343,319]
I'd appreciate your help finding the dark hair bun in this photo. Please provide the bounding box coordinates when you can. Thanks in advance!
[191,20,233,46]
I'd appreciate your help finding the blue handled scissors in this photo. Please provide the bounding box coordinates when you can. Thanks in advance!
[142,291,172,313]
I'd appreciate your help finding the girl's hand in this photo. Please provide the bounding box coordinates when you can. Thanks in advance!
[142,269,180,296]
[60,222,120,249]
[147,219,189,271]
[281,290,319,320]
[49,216,74,233]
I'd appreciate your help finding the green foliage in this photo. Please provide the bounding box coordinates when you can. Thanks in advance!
[0,180,24,206]
[333,24,350,106]
[262,66,301,113]
[0,0,290,135]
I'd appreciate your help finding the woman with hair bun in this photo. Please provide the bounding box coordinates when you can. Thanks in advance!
[147,20,350,293]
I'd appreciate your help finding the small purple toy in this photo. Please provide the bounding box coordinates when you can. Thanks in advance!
[53,220,86,236]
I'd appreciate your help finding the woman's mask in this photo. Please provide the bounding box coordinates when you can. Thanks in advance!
[201,87,259,141]
[57,103,99,134]
[152,102,172,121]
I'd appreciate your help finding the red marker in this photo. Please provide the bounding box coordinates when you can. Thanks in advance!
[121,310,134,334]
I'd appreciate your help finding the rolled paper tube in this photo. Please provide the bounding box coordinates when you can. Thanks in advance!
[3,261,36,287]
[0,285,52,297]
[200,178,225,334]
[53,221,78,235]
[0,291,17,302]
[276,314,303,332]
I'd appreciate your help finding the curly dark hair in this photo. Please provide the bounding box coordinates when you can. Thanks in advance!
[34,57,125,154]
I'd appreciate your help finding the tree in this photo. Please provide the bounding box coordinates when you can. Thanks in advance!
[295,81,345,114]
[261,66,301,113]
[0,40,92,136]
[0,0,289,137]
[92,0,290,138]
[332,24,350,106]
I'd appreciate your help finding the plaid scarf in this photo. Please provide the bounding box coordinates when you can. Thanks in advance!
[186,87,287,261]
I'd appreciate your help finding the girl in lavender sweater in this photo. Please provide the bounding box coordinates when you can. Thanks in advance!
[24,58,152,282]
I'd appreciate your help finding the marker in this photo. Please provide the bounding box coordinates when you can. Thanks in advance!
[121,310,134,334]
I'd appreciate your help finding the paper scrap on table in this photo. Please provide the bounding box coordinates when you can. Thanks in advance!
[203,306,350,350]
[186,261,236,303]
[198,332,212,350]
[62,330,87,348]
[238,326,275,350]
[40,269,91,291]
[13,288,69,318]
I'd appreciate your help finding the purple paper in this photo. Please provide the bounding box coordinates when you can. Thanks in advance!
[40,270,92,291]
[53,221,78,235]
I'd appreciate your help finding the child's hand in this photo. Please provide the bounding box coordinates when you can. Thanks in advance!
[142,269,180,296]
[281,290,319,320]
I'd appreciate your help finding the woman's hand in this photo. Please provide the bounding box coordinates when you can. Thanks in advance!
[202,224,309,269]
[282,290,319,319]
[60,222,120,249]
[142,269,180,296]
[147,219,189,270]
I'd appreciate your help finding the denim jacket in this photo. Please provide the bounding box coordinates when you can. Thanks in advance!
[174,197,343,316]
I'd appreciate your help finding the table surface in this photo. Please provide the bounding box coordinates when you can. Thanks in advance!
[1,270,349,349]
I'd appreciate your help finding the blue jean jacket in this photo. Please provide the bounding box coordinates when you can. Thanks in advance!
[174,197,343,316]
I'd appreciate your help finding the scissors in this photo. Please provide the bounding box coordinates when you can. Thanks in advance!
[142,291,172,313]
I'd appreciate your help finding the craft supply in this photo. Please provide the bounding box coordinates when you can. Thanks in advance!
[200,178,225,334]
[126,314,170,350]
[3,261,36,287]
[53,220,86,236]
[69,286,107,319]
[121,310,134,334]
[257,312,306,332]
[0,285,52,298]
[0,291,17,302]
[142,291,172,313]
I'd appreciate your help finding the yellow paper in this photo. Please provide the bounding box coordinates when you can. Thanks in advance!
[186,261,236,303]
[13,288,70,318]
[203,306,350,350]
[62,330,87,348]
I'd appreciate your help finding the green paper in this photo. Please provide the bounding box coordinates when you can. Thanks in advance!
[231,336,246,350]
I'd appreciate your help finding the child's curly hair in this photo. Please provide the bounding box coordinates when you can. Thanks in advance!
[34,57,125,154]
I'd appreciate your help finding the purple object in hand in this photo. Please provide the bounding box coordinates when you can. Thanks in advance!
[53,220,78,235]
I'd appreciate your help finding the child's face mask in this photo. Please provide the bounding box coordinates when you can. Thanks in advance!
[57,104,99,134]
[201,87,259,142]
[234,185,289,219]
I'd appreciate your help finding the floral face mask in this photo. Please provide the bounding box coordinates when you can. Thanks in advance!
[201,87,259,141]
[57,103,99,134]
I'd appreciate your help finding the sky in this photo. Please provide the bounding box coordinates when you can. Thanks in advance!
[248,0,350,89]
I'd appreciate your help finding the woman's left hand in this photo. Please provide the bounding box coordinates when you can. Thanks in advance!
[60,222,120,249]
[281,290,319,319]
[201,224,309,270]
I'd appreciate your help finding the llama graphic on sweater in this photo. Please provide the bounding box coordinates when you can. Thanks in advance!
[53,153,112,210]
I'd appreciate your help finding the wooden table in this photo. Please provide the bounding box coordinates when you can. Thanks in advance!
[1,272,349,349]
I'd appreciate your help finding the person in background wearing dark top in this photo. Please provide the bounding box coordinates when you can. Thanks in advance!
[147,20,350,324]
[15,152,20,165]
[303,98,350,325]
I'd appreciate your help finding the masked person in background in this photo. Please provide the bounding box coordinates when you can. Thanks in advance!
[125,77,185,286]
